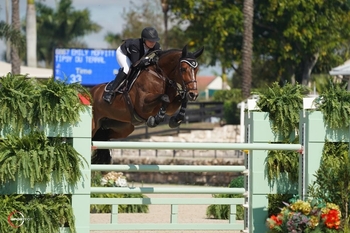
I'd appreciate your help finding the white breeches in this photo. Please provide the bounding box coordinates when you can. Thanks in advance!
[116,46,132,74]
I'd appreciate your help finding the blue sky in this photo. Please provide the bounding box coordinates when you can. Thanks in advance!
[0,0,223,76]
[0,0,140,53]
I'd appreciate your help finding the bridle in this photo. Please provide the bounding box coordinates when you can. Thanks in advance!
[149,53,199,99]
[179,58,198,92]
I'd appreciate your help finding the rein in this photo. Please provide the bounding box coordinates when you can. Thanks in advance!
[145,52,199,100]
[151,63,185,97]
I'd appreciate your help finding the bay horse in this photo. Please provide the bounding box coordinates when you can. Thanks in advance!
[90,45,204,164]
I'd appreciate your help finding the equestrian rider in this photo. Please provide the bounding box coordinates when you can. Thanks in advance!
[103,26,162,104]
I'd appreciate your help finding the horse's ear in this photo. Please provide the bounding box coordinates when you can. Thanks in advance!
[193,47,204,58]
[182,45,188,57]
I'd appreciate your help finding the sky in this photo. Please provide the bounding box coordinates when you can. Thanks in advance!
[0,0,137,53]
[0,0,222,76]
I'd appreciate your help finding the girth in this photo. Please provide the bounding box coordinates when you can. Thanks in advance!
[122,91,146,126]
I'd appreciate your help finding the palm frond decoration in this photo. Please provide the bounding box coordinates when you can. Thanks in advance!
[254,82,306,139]
[37,78,91,126]
[24,194,76,232]
[0,131,87,187]
[315,81,350,129]
[0,195,25,232]
[0,74,91,133]
[0,73,39,133]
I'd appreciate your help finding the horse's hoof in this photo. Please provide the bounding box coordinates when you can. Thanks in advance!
[169,117,181,128]
[160,95,170,103]
[147,116,157,128]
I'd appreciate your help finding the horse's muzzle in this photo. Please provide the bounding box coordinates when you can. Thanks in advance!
[187,91,198,101]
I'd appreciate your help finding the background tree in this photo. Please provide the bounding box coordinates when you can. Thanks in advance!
[254,0,350,85]
[0,21,24,49]
[169,0,350,91]
[26,0,37,67]
[169,0,243,89]
[11,0,21,74]
[104,0,186,50]
[160,0,169,49]
[241,0,253,98]
[5,0,11,62]
[35,0,101,67]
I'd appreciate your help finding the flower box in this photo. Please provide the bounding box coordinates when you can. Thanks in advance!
[0,108,92,138]
[59,227,71,233]
[266,199,342,232]
[0,171,89,195]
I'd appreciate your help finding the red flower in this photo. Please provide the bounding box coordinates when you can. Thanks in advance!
[269,214,283,227]
[322,209,340,229]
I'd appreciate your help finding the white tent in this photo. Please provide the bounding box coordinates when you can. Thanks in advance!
[0,61,53,78]
[329,60,350,76]
[329,60,350,90]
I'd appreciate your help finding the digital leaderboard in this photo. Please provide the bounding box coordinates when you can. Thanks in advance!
[54,48,120,86]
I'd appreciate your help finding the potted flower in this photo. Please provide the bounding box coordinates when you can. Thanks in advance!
[266,198,342,232]
[100,171,128,187]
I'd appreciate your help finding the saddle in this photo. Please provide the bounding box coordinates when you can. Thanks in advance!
[105,50,160,94]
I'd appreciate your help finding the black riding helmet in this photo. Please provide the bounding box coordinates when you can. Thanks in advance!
[141,27,160,42]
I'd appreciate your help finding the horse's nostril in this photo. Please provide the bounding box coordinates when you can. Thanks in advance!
[187,92,198,100]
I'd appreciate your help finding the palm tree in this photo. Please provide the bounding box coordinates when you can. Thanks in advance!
[0,22,24,48]
[11,0,21,74]
[36,0,101,67]
[160,0,169,49]
[26,0,37,67]
[5,0,11,62]
[242,0,254,99]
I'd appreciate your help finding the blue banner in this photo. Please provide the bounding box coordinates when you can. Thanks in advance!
[53,48,120,86]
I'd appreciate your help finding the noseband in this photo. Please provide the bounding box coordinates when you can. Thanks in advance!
[180,59,198,91]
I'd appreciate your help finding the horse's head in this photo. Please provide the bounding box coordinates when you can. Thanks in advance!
[156,46,204,101]
[178,45,204,101]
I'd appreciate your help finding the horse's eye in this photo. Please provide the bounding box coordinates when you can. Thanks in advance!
[180,68,186,72]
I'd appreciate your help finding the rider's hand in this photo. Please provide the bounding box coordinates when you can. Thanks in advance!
[141,57,151,66]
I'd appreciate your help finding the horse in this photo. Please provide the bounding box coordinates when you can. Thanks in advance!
[90,45,204,164]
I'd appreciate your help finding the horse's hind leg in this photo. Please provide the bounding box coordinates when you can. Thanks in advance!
[169,98,188,128]
[92,128,112,164]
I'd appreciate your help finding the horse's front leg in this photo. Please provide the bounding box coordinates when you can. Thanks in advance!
[144,93,170,128]
[169,98,188,128]
[147,102,168,127]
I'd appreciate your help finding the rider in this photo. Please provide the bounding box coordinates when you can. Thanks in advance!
[103,26,162,104]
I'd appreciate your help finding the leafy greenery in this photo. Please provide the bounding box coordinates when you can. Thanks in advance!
[0,21,25,49]
[0,74,39,132]
[0,73,90,231]
[0,194,26,231]
[213,89,244,124]
[206,176,244,220]
[0,131,86,188]
[267,193,294,217]
[25,194,75,232]
[37,78,91,126]
[169,0,350,86]
[315,81,350,129]
[265,141,300,184]
[308,141,350,220]
[254,82,306,139]
[0,194,75,233]
[0,73,90,133]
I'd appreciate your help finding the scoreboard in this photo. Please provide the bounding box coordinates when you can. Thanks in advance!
[53,48,120,86]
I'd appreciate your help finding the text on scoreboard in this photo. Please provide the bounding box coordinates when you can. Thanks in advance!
[54,48,120,86]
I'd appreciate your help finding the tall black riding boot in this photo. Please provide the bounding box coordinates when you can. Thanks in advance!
[103,69,127,104]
